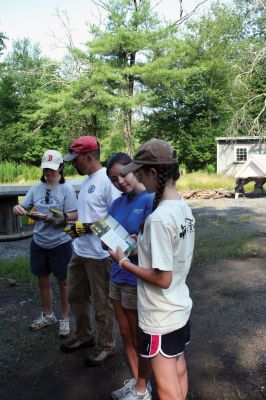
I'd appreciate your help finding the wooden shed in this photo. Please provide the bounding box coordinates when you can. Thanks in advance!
[234,155,266,198]
[235,154,266,179]
[216,136,266,176]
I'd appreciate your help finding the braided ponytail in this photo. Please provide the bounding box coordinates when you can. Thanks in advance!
[152,165,169,211]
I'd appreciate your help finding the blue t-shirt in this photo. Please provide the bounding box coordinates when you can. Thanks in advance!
[108,191,154,286]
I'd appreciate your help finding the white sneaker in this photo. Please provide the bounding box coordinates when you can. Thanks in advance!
[111,378,136,399]
[111,379,152,399]
[122,387,152,400]
[59,318,70,337]
[30,312,58,331]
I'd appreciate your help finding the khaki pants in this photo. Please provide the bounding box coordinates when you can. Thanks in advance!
[67,252,115,352]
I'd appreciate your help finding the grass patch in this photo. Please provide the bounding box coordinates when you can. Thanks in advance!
[176,172,254,192]
[193,234,256,266]
[0,257,36,286]
[1,167,256,193]
[0,162,77,184]
[177,172,235,191]
[192,215,257,266]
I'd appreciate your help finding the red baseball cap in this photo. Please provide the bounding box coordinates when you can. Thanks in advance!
[63,136,99,161]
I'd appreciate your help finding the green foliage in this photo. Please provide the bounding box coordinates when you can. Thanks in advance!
[0,31,7,56]
[0,38,64,163]
[0,161,40,183]
[0,1,265,170]
[139,5,247,170]
[0,161,77,183]
[0,257,35,285]
[176,172,235,191]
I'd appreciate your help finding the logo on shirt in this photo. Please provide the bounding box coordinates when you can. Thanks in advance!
[88,185,96,193]
[133,208,143,214]
[180,218,195,239]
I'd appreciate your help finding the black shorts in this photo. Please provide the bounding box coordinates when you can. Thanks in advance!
[30,240,72,280]
[139,320,190,359]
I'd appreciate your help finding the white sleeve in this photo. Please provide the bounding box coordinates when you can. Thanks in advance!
[148,221,174,271]
[64,184,78,212]
[105,180,121,208]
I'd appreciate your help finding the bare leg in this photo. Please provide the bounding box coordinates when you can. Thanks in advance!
[176,353,188,400]
[150,352,184,400]
[112,300,139,379]
[57,278,69,319]
[38,275,53,315]
[135,356,151,394]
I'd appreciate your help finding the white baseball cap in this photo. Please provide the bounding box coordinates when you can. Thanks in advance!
[41,150,63,170]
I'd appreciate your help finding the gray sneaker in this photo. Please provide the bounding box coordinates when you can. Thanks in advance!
[111,379,152,399]
[111,378,136,399]
[84,348,115,366]
[59,318,70,337]
[121,386,152,400]
[29,312,58,331]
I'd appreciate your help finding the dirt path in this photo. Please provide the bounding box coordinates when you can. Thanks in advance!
[0,197,265,400]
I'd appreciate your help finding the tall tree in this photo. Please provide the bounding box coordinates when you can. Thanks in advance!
[83,0,166,154]
[36,0,176,157]
[0,31,7,56]
[0,38,60,163]
[137,4,248,170]
[229,0,266,136]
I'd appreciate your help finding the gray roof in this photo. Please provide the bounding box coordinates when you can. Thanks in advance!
[216,136,266,141]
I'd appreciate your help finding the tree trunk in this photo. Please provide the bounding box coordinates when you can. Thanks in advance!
[121,0,141,155]
[91,114,97,135]
[123,49,135,155]
[124,108,132,155]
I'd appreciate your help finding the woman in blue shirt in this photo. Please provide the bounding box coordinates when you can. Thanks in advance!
[106,153,154,400]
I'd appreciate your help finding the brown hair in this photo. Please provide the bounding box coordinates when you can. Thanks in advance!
[89,140,101,161]
[41,164,65,184]
[142,161,180,211]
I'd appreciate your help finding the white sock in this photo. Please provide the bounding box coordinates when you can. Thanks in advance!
[136,389,147,396]
[45,312,54,318]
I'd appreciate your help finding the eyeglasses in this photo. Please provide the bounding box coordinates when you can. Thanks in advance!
[45,188,51,204]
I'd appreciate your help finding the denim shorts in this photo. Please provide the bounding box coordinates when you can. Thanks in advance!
[109,281,137,310]
[30,240,72,280]
[139,320,190,359]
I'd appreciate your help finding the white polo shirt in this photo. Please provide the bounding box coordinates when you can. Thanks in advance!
[74,167,120,259]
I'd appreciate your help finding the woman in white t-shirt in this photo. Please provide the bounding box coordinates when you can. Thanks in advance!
[109,139,195,400]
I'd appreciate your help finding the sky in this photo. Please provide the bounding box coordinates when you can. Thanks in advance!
[0,0,226,60]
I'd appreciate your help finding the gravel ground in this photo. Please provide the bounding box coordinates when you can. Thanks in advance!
[1,196,265,258]
[0,196,265,400]
[0,236,31,259]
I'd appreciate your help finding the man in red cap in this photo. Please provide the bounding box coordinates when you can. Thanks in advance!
[61,136,120,366]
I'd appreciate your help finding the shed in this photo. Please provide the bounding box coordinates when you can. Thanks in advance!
[216,136,266,176]
[234,155,266,198]
[235,154,266,178]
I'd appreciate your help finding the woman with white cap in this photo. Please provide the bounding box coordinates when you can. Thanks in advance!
[13,150,77,337]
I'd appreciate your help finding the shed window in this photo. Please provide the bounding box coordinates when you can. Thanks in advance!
[234,147,248,162]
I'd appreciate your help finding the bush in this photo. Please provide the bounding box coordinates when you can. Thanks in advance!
[0,162,78,183]
[0,162,40,183]
[204,164,216,174]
